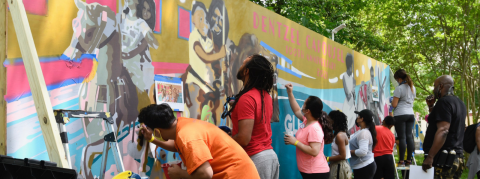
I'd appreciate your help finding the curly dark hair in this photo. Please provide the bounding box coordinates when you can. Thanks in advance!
[328,110,350,138]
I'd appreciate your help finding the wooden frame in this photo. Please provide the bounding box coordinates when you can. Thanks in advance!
[0,0,7,156]
[6,0,69,168]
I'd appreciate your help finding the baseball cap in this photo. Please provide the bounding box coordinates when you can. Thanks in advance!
[354,109,375,122]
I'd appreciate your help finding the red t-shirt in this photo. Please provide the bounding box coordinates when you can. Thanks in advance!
[231,88,273,156]
[373,126,395,157]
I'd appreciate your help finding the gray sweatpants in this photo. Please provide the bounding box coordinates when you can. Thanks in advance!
[250,149,280,179]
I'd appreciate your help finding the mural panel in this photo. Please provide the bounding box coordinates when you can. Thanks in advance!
[5,0,390,178]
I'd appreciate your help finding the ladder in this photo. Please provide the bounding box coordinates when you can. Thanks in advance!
[54,110,125,179]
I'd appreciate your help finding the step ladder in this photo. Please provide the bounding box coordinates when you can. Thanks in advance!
[54,110,125,179]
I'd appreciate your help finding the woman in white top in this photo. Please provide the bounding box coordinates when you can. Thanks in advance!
[328,110,352,179]
[350,109,377,179]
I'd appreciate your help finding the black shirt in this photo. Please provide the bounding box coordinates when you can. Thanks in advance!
[423,96,467,154]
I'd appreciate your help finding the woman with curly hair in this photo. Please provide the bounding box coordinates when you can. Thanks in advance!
[328,110,352,179]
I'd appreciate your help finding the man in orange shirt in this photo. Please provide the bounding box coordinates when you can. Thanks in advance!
[373,116,396,179]
[138,104,260,179]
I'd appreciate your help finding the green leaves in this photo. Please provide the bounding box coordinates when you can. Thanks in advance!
[250,0,480,122]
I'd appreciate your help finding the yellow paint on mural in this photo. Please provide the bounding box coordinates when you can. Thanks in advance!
[7,0,386,90]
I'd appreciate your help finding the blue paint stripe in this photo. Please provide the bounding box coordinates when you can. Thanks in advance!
[260,41,292,64]
[6,54,97,66]
[52,98,80,110]
[155,75,182,84]
[276,64,302,78]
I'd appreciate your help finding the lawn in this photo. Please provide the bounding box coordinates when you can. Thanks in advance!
[393,154,470,179]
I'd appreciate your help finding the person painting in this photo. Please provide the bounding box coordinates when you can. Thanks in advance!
[422,75,466,178]
[138,104,260,179]
[391,69,416,166]
[229,55,280,179]
[328,110,352,179]
[373,116,396,179]
[284,83,334,179]
[350,109,378,179]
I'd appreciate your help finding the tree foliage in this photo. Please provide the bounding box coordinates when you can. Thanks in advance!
[251,0,480,123]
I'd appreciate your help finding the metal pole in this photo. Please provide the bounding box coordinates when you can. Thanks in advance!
[332,32,334,41]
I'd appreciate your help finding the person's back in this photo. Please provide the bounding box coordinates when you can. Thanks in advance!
[175,117,260,179]
[231,88,273,155]
[373,126,395,157]
[373,116,396,179]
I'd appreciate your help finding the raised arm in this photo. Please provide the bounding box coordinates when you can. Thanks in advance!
[285,83,303,119]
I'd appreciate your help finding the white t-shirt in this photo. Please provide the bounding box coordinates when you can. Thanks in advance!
[188,28,214,85]
[393,84,416,116]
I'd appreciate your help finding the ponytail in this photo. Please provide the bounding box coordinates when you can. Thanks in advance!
[319,111,334,144]
[406,74,414,93]
[394,69,414,93]
[304,96,333,144]
[366,120,378,149]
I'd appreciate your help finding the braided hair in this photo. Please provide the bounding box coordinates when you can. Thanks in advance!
[328,110,350,138]
[229,54,274,122]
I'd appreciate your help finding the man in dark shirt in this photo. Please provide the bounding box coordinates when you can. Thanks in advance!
[422,75,467,179]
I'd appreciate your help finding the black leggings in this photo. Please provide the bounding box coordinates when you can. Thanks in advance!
[394,114,415,161]
[300,172,330,179]
[353,162,377,179]
[374,155,395,179]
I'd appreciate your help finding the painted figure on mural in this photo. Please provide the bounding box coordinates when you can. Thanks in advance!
[342,53,357,130]
[120,0,159,103]
[365,63,387,125]
[62,0,161,177]
[183,1,227,123]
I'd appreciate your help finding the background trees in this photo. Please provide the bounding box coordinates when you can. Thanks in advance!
[251,0,480,123]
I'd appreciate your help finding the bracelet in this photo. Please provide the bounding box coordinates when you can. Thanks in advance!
[149,134,155,143]
[294,140,299,146]
[327,157,330,162]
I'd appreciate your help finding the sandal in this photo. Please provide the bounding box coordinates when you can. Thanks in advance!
[398,161,405,167]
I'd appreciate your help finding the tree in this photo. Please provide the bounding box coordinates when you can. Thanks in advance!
[251,0,480,123]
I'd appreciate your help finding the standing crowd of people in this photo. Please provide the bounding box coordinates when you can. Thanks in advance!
[137,54,475,179]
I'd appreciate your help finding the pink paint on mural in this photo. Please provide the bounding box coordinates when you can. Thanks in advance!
[4,58,95,102]
[152,62,189,74]
[86,0,117,13]
[155,0,161,32]
[178,7,191,39]
[23,0,47,15]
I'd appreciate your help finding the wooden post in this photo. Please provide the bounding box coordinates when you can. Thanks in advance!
[6,0,69,168]
[0,0,7,155]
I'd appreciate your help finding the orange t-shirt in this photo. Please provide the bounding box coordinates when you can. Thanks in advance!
[174,117,260,179]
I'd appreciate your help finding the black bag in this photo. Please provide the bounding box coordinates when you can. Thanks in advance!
[463,123,480,153]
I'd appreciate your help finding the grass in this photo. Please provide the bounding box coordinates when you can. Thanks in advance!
[393,154,470,179]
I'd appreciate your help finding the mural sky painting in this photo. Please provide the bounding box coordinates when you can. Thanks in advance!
[5,0,391,178]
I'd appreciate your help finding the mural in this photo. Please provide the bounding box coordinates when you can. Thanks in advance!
[4,0,390,178]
